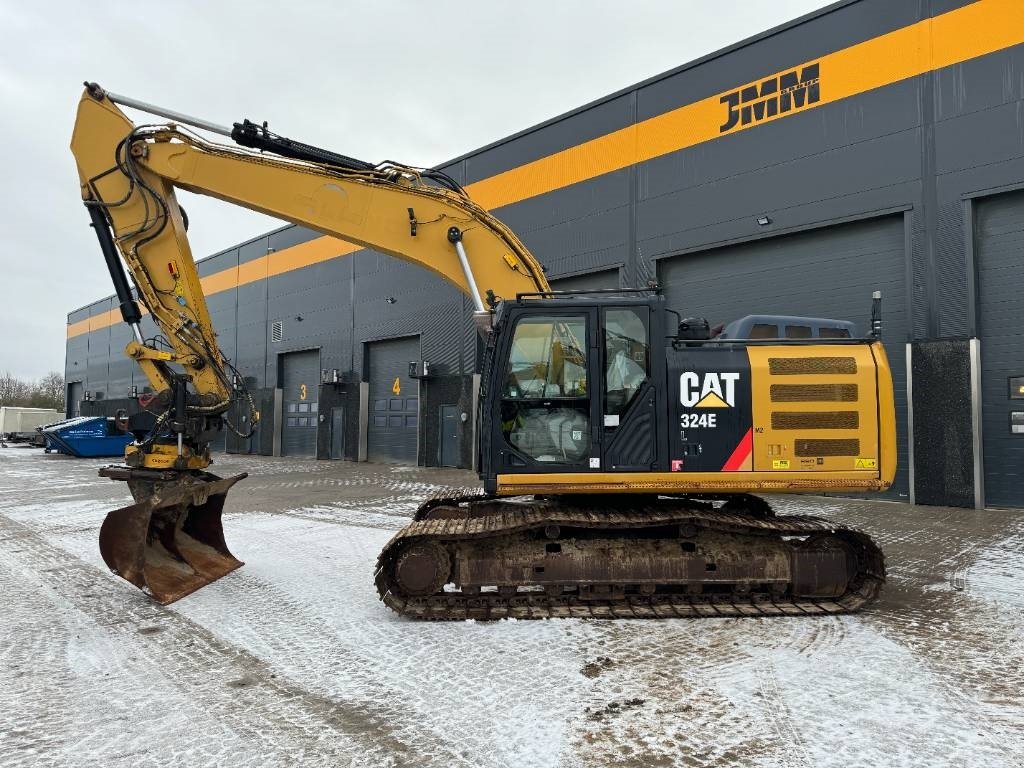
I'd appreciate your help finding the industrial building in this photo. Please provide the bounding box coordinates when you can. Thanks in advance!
[66,0,1024,509]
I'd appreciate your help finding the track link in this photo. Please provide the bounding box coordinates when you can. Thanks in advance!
[375,493,885,621]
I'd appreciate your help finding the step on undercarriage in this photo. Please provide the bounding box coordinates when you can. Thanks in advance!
[374,491,885,621]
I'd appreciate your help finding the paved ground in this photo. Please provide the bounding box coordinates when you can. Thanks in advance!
[0,446,1021,768]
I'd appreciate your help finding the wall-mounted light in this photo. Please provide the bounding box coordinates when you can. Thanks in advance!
[385,297,397,304]
[756,215,772,226]
[295,315,304,322]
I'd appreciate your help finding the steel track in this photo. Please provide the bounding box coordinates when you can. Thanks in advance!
[374,491,885,621]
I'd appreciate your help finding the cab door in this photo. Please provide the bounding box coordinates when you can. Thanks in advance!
[490,308,601,473]
[600,306,658,471]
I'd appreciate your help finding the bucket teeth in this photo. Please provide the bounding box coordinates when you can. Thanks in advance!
[98,472,247,604]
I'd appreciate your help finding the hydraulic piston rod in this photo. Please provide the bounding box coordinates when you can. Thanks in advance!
[447,227,486,314]
[86,203,144,344]
[85,82,233,137]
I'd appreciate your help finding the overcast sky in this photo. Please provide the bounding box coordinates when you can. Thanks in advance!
[0,0,829,381]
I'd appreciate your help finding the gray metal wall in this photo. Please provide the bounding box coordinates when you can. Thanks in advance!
[550,268,622,293]
[65,0,1024,506]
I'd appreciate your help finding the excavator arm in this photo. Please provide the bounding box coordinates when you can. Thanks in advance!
[70,83,548,602]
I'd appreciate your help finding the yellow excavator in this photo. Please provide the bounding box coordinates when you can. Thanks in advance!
[71,83,894,618]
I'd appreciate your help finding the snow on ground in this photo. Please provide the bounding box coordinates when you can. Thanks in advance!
[0,446,1021,767]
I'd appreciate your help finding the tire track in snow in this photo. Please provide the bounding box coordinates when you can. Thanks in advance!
[0,511,425,767]
[754,665,812,768]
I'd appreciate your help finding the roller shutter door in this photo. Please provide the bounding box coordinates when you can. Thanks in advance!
[368,336,420,464]
[280,349,320,457]
[659,215,908,497]
[975,191,1024,508]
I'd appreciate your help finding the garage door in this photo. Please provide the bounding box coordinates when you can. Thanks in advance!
[368,336,420,463]
[550,268,621,293]
[975,191,1024,508]
[280,349,320,457]
[659,216,908,497]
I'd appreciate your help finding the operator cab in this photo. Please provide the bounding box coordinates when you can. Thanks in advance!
[480,291,874,491]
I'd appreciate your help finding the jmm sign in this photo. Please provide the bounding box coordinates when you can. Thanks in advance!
[720,63,821,133]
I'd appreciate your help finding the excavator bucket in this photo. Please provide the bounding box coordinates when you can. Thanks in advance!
[98,471,247,604]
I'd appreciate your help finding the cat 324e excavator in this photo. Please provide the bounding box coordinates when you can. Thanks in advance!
[70,83,894,619]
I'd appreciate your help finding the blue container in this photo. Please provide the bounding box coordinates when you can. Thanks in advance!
[41,416,136,458]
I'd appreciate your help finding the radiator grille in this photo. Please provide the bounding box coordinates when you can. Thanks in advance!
[772,412,860,430]
[770,384,858,402]
[795,439,860,456]
[769,357,857,375]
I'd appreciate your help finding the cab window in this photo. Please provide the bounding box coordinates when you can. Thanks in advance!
[604,308,649,416]
[501,315,589,463]
[751,323,780,339]
[819,326,852,338]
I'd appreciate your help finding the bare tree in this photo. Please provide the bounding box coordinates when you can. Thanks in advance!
[0,372,31,406]
[33,371,65,410]
[0,371,64,410]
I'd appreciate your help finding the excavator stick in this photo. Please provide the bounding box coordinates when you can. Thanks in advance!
[98,468,247,604]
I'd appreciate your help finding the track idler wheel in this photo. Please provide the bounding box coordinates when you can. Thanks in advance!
[790,534,856,599]
[98,470,247,604]
[392,542,451,597]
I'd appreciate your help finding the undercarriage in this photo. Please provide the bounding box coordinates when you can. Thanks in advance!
[375,492,885,620]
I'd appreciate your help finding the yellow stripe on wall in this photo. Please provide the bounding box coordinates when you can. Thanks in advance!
[68,0,1024,339]
[68,236,361,339]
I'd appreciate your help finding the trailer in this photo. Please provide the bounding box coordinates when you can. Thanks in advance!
[0,407,61,443]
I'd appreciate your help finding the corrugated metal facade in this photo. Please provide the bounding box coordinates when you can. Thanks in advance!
[66,0,1024,506]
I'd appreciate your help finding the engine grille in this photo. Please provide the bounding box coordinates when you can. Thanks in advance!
[770,383,859,402]
[795,439,860,457]
[772,412,860,430]
[769,357,858,375]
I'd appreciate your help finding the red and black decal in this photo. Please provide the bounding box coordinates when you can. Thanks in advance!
[720,428,753,472]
